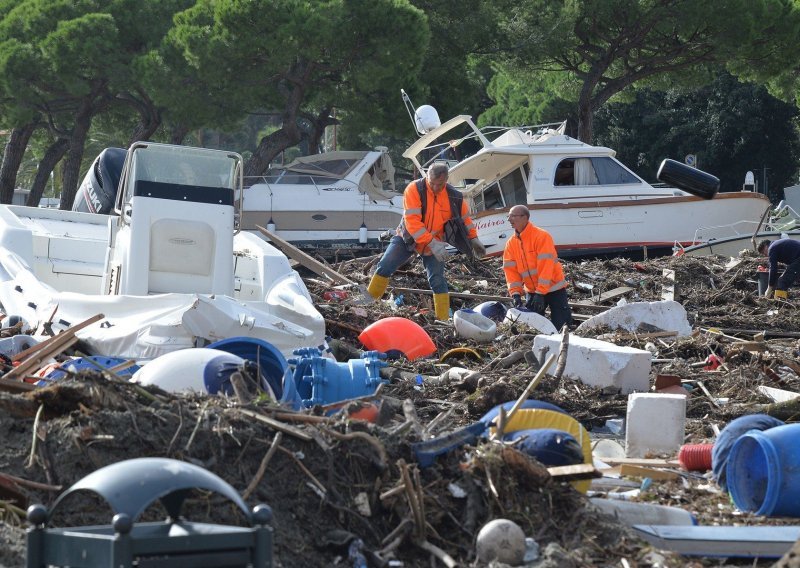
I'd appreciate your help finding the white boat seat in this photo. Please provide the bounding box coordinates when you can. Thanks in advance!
[149,218,216,294]
[117,194,234,297]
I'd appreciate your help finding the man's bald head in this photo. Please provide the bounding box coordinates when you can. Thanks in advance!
[509,205,529,219]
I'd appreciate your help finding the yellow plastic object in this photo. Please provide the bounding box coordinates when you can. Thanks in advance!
[493,408,593,493]
[438,347,482,363]
[774,289,788,300]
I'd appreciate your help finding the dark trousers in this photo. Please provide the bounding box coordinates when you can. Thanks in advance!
[778,258,800,290]
[528,288,572,330]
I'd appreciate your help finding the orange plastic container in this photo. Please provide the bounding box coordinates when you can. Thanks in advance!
[358,317,436,361]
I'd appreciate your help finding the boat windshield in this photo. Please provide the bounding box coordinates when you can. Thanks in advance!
[127,145,239,191]
[268,154,371,186]
[554,157,640,186]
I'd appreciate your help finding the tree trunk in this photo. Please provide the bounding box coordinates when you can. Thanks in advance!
[27,139,69,207]
[576,96,594,144]
[169,124,189,145]
[304,106,337,155]
[244,62,311,178]
[119,90,161,146]
[0,124,36,204]
[59,109,94,210]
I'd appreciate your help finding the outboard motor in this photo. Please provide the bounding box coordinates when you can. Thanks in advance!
[72,147,127,214]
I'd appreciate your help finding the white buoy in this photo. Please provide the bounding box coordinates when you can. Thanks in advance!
[359,223,368,244]
[475,518,526,565]
[131,348,249,395]
[267,218,276,233]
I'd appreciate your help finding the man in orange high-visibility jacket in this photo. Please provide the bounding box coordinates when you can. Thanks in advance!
[364,163,485,320]
[503,204,572,330]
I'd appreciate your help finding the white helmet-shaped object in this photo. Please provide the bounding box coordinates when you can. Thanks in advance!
[414,105,441,134]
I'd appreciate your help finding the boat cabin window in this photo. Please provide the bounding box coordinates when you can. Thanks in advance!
[554,157,639,186]
[473,165,528,213]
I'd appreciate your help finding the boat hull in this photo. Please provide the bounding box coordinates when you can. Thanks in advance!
[473,192,769,258]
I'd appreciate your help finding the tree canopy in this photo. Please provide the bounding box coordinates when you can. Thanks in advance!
[494,0,800,143]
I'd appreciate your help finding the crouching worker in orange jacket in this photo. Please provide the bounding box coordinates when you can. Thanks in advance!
[365,163,485,320]
[503,205,572,330]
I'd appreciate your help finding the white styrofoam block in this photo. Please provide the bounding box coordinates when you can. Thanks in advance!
[504,308,558,334]
[625,393,686,458]
[575,300,692,337]
[532,334,651,394]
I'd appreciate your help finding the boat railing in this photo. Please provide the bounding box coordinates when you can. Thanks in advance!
[243,173,359,195]
[478,120,567,141]
[691,202,800,243]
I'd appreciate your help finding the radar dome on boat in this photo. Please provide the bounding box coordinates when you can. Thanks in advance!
[414,105,441,134]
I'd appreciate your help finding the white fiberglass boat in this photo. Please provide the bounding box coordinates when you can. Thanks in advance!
[402,110,770,258]
[4,142,325,359]
[237,149,404,252]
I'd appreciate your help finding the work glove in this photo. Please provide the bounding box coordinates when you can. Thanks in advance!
[427,239,448,262]
[512,294,523,308]
[774,289,788,300]
[470,238,486,258]
[764,286,774,299]
[526,292,546,314]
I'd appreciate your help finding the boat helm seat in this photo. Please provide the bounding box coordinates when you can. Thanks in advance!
[114,190,234,296]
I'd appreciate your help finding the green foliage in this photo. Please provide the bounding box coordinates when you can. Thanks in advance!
[494,0,800,142]
[594,72,800,198]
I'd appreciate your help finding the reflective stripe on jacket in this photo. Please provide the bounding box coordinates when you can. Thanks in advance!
[397,178,477,253]
[503,221,567,296]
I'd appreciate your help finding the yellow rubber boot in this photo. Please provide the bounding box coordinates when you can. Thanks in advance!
[366,274,389,300]
[433,292,450,321]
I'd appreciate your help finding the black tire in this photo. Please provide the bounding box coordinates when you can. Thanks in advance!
[657,158,720,200]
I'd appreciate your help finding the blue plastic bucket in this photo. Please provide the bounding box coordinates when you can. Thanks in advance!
[726,423,800,517]
[207,337,287,398]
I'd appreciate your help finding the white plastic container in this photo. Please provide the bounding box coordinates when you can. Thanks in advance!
[589,498,696,526]
[453,309,496,342]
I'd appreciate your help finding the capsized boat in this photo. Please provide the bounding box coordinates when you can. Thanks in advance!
[4,142,325,359]
[402,108,770,258]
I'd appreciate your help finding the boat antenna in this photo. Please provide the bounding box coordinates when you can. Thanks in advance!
[401,89,422,136]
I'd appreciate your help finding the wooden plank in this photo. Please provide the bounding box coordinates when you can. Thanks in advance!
[547,463,602,481]
[11,313,105,362]
[0,377,36,393]
[391,287,610,312]
[591,286,633,304]
[256,225,356,286]
[661,269,677,302]
[595,457,681,468]
[619,464,679,480]
[5,314,104,380]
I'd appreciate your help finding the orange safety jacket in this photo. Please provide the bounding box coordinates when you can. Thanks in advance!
[397,178,477,253]
[503,221,567,296]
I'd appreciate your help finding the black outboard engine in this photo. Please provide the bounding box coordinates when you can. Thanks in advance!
[72,147,127,214]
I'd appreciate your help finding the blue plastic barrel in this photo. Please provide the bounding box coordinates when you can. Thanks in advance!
[726,423,800,517]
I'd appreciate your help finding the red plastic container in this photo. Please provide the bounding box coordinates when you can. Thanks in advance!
[323,290,349,301]
[678,443,714,471]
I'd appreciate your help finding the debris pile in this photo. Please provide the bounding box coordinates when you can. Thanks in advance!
[2,250,800,566]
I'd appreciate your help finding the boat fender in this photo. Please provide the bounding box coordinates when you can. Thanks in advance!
[657,159,720,200]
